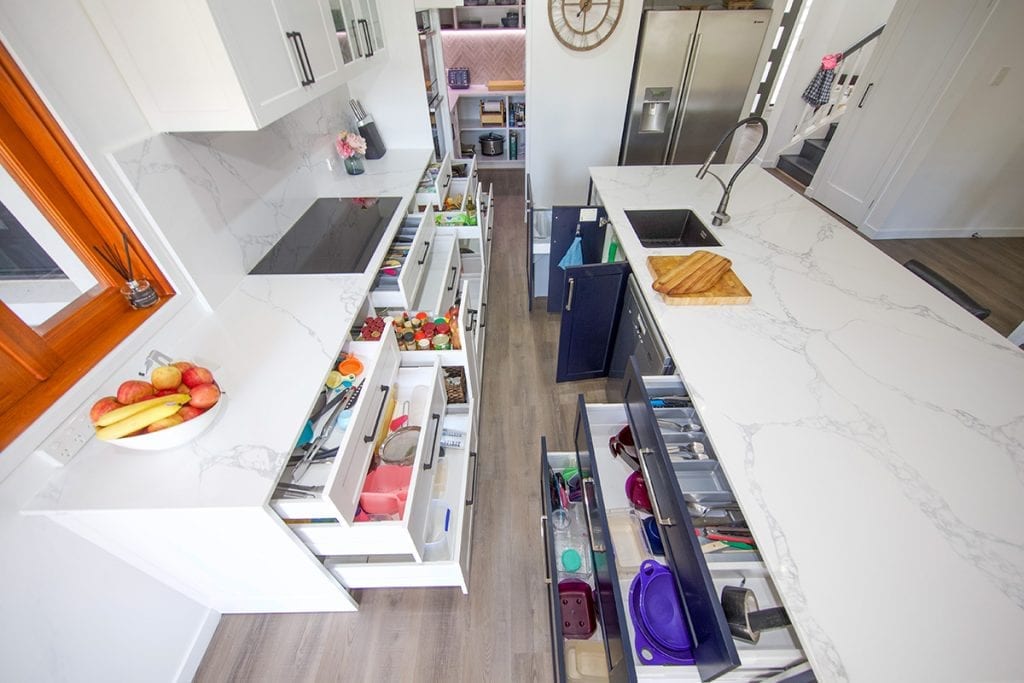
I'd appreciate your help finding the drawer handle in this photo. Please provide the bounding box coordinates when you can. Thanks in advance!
[294,31,315,85]
[540,515,552,585]
[638,447,674,526]
[363,384,390,443]
[417,240,431,265]
[465,451,479,505]
[565,277,576,312]
[442,172,451,189]
[446,265,458,291]
[480,302,487,329]
[581,477,605,553]
[465,308,478,332]
[285,32,311,86]
[423,412,442,470]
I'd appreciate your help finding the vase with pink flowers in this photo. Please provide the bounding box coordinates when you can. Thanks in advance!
[336,131,368,175]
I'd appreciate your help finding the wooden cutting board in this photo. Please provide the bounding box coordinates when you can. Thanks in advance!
[647,255,751,305]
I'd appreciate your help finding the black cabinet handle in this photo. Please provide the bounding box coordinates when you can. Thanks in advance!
[480,302,487,329]
[465,451,478,505]
[446,265,458,291]
[441,172,451,190]
[858,82,874,108]
[465,308,478,332]
[286,32,311,86]
[417,240,431,265]
[363,384,390,443]
[351,21,363,57]
[423,413,441,470]
[359,19,374,57]
[294,32,315,85]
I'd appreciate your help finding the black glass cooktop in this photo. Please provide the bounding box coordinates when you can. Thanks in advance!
[249,196,403,275]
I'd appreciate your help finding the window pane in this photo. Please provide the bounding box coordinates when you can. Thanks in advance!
[0,164,97,327]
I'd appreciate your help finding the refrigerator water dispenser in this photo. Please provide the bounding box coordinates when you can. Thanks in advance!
[640,87,672,133]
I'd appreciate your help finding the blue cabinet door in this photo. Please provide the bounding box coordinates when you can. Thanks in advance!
[556,262,631,382]
[547,206,609,313]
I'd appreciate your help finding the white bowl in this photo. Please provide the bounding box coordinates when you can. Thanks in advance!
[107,396,225,451]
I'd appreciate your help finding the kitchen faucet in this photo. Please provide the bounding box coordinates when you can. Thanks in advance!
[696,116,768,226]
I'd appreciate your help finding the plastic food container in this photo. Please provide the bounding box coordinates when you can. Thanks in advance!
[359,464,412,518]
[565,639,609,682]
[422,499,451,561]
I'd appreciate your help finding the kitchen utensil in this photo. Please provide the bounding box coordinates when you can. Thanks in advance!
[479,132,505,156]
[373,389,398,455]
[423,499,451,561]
[642,516,664,556]
[359,464,412,517]
[609,425,640,472]
[646,255,751,305]
[657,418,703,433]
[651,396,692,408]
[625,471,653,513]
[287,446,338,466]
[558,579,597,639]
[294,394,349,479]
[721,585,791,644]
[274,481,324,499]
[628,561,695,665]
[350,99,386,159]
[379,426,421,466]
[390,401,410,431]
[337,354,363,376]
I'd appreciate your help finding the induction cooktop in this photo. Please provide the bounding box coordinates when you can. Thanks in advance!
[249,196,403,275]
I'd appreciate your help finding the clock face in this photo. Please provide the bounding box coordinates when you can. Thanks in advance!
[548,0,623,52]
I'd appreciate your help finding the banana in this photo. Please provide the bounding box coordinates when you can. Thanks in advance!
[94,393,190,427]
[95,401,185,440]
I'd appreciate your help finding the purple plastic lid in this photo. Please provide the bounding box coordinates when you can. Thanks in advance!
[628,560,695,666]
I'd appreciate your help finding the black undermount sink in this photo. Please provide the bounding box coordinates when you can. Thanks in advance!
[624,209,721,248]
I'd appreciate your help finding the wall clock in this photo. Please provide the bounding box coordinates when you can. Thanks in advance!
[548,0,623,52]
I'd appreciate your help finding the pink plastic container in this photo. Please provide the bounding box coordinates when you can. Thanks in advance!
[359,464,412,518]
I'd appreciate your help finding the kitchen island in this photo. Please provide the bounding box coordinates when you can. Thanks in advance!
[590,165,1024,682]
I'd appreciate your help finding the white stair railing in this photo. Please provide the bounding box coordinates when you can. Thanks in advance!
[790,25,885,145]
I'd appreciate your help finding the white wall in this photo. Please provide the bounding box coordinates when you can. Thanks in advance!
[867,0,1024,236]
[525,3,645,206]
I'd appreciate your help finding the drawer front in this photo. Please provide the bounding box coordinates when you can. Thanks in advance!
[410,234,456,315]
[439,244,461,315]
[622,357,740,681]
[540,437,568,683]
[414,153,453,211]
[371,208,436,309]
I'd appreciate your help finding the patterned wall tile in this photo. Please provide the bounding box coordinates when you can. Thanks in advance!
[441,31,525,85]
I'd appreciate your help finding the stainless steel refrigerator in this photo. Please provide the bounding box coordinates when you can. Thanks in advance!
[620,9,771,165]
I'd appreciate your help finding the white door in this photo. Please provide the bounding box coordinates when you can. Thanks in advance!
[283,0,345,86]
[808,0,993,226]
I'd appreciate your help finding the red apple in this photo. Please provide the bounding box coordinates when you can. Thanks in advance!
[153,388,178,397]
[178,405,206,421]
[176,384,191,394]
[188,383,221,410]
[146,414,184,433]
[150,365,182,390]
[171,361,194,373]
[89,396,121,424]
[116,380,155,405]
[181,366,214,388]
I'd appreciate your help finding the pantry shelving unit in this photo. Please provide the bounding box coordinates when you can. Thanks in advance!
[438,1,526,30]
[451,88,525,169]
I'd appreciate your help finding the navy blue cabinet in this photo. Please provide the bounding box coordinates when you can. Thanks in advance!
[547,206,609,314]
[556,262,631,382]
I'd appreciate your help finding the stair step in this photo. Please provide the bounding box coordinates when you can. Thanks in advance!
[801,138,829,165]
[777,154,817,186]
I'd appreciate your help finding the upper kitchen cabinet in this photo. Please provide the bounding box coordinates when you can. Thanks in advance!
[81,0,386,132]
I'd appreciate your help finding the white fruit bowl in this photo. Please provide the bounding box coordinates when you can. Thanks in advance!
[107,396,225,451]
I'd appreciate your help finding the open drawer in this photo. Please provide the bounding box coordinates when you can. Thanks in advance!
[415,152,453,213]
[370,207,437,309]
[434,177,487,244]
[322,406,479,592]
[278,353,449,561]
[411,233,460,317]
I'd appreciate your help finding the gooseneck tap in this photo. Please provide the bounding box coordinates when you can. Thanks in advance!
[696,116,768,227]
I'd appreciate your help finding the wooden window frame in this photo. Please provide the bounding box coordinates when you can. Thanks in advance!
[0,42,174,450]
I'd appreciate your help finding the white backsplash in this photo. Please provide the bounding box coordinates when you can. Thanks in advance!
[112,86,356,308]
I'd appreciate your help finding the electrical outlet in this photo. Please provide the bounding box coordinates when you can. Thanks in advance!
[37,410,95,466]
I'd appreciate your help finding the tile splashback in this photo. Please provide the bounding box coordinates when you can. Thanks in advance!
[441,31,524,85]
[111,86,355,308]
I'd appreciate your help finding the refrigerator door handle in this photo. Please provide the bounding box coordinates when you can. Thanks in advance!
[667,32,703,164]
[660,31,695,164]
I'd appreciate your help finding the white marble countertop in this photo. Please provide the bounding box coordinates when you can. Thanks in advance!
[591,165,1024,683]
[27,149,432,513]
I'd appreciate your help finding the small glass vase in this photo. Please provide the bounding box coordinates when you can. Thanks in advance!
[344,155,365,175]
[120,279,159,310]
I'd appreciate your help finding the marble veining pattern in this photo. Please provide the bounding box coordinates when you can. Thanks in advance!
[591,165,1024,682]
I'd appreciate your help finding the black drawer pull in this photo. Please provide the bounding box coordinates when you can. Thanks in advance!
[285,32,311,86]
[423,413,442,470]
[363,384,390,443]
[465,308,478,332]
[446,265,458,291]
[295,31,314,85]
[466,451,479,505]
[417,239,431,265]
[480,302,487,328]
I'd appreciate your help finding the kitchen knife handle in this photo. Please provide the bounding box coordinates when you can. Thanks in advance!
[351,21,364,58]
[581,477,605,553]
[417,240,431,265]
[638,447,674,526]
[294,31,314,85]
[423,413,441,470]
[363,384,390,443]
[465,451,478,505]
[565,277,576,312]
[359,19,374,57]
[446,265,458,291]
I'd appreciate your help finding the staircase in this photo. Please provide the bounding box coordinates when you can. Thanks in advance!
[776,122,836,187]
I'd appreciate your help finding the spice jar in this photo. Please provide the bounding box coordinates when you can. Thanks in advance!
[432,333,451,350]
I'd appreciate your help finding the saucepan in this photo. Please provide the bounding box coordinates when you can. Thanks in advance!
[609,425,640,472]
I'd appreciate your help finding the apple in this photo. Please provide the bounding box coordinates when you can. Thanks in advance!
[171,361,194,373]
[117,380,155,405]
[153,388,179,397]
[150,365,182,390]
[146,414,185,433]
[89,396,121,424]
[181,366,214,388]
[188,383,220,410]
[178,405,206,422]
[176,384,190,395]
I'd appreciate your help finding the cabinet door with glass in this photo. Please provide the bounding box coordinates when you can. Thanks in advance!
[330,0,385,63]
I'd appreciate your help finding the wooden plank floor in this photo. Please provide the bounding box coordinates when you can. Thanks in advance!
[196,169,1022,682]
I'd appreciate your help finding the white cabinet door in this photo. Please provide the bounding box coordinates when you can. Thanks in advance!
[356,0,386,56]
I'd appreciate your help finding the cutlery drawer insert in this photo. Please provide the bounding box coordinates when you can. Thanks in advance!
[371,207,436,309]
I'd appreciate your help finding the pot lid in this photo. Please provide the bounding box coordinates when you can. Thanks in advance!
[479,132,505,142]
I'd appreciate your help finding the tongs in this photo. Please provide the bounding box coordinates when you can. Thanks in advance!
[292,380,364,480]
[274,482,325,499]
